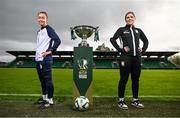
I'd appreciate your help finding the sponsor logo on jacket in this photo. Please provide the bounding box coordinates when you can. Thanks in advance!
[123,30,130,34]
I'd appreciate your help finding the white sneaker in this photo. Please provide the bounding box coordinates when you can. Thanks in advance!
[131,99,144,108]
[118,100,128,110]
[48,98,54,105]
[39,100,51,109]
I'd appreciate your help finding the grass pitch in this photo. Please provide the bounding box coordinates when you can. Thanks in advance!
[0,68,180,117]
[0,97,180,117]
[0,68,180,97]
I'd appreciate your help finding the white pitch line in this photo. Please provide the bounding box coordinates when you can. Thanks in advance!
[0,93,70,97]
[94,95,180,98]
[0,93,40,96]
[0,93,180,98]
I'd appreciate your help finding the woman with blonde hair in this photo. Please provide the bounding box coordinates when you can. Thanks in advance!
[35,11,61,109]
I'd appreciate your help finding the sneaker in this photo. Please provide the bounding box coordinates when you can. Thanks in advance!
[34,97,44,104]
[48,98,54,105]
[39,100,52,109]
[118,100,128,110]
[131,100,144,108]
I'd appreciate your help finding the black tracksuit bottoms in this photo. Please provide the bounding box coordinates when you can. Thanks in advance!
[118,55,141,98]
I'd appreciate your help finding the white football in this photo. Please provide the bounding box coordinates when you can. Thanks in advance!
[75,96,89,111]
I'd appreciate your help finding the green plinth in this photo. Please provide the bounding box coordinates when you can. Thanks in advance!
[73,47,93,108]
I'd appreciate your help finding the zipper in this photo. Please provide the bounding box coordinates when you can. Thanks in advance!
[130,26,136,56]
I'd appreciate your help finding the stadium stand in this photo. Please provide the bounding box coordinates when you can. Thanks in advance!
[6,51,179,69]
[0,61,8,67]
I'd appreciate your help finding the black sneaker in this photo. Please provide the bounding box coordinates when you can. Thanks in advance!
[118,100,128,110]
[131,100,144,108]
[34,97,44,104]
[39,100,52,109]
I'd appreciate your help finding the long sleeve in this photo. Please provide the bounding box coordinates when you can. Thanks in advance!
[46,26,61,52]
[139,29,149,53]
[110,28,124,52]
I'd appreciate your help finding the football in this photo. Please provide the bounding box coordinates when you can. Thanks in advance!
[75,96,89,111]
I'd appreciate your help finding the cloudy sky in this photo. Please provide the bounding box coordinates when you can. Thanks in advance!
[0,0,180,62]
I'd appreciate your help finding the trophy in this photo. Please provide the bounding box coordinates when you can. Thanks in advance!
[70,25,99,47]
[72,25,99,110]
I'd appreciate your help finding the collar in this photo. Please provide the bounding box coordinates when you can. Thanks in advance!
[125,24,135,28]
[41,25,48,30]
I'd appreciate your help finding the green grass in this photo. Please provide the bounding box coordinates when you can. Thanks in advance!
[0,68,180,117]
[0,68,180,97]
[0,97,180,117]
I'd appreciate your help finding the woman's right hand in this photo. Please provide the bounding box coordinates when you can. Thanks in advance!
[124,46,130,53]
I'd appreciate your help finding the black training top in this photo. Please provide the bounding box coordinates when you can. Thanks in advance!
[110,25,149,56]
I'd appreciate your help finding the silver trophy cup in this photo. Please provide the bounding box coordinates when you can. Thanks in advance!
[71,25,99,47]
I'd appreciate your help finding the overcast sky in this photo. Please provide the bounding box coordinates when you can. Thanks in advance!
[0,0,180,62]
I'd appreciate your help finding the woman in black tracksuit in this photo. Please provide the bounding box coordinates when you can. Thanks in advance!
[110,11,148,110]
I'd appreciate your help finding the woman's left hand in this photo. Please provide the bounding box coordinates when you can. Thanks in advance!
[138,48,143,53]
[41,51,52,57]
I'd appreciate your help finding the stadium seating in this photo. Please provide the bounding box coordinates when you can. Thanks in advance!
[141,59,177,69]
[7,57,177,69]
[8,58,35,68]
[6,51,179,69]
